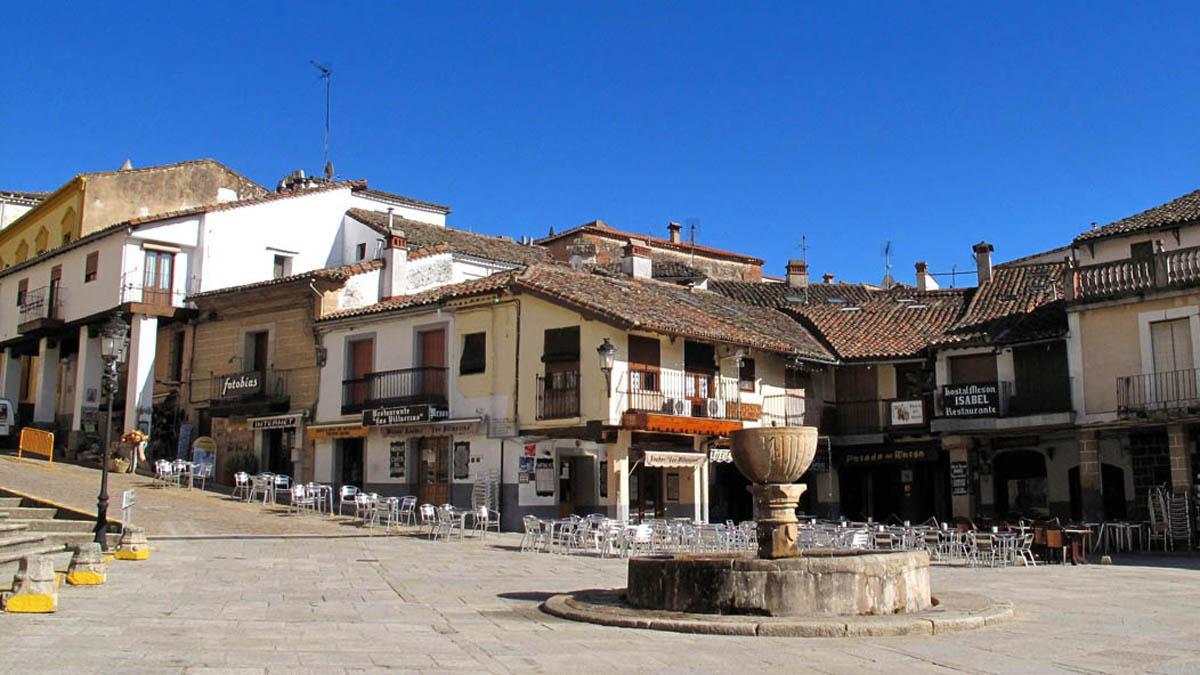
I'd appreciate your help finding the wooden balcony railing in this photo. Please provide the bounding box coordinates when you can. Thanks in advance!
[623,368,743,420]
[1066,244,1200,301]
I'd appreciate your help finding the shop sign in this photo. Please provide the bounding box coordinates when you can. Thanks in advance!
[890,400,925,426]
[362,404,449,426]
[708,447,733,464]
[379,419,482,437]
[950,461,970,496]
[220,372,262,399]
[249,414,301,430]
[306,424,369,441]
[644,451,707,468]
[841,446,936,466]
[941,383,1001,418]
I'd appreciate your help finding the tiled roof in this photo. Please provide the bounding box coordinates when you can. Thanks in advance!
[352,187,451,214]
[594,258,707,280]
[708,279,884,309]
[797,289,969,360]
[347,208,547,266]
[537,219,764,264]
[1075,187,1200,242]
[0,191,48,204]
[934,262,1067,347]
[320,270,522,321]
[188,259,384,300]
[322,263,834,360]
[514,265,833,360]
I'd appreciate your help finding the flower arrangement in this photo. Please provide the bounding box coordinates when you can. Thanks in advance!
[120,429,149,445]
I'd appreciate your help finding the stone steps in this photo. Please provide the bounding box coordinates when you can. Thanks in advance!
[2,507,57,520]
[2,518,95,533]
[0,497,23,509]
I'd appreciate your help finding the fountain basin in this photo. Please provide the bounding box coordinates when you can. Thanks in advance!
[626,549,931,617]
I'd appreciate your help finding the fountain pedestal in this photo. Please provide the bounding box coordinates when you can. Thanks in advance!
[748,483,806,559]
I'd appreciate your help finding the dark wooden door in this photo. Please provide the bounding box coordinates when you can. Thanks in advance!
[417,436,449,505]
[143,250,174,306]
[348,339,374,406]
[420,330,446,398]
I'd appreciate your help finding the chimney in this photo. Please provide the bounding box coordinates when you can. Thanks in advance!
[822,273,835,284]
[972,241,994,284]
[915,261,939,291]
[380,217,408,299]
[786,259,808,289]
[621,238,653,279]
[667,221,683,244]
[119,159,133,171]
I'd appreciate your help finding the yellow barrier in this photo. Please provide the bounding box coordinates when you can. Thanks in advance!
[18,428,54,465]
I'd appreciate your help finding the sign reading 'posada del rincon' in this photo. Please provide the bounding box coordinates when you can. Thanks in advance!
[941,383,1001,417]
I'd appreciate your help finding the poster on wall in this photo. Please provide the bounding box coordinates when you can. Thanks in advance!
[950,461,969,496]
[389,441,407,480]
[176,423,193,460]
[453,441,470,480]
[534,457,555,496]
[518,456,535,475]
[889,400,925,426]
[599,461,608,498]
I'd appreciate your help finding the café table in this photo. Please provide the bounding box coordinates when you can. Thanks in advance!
[1062,528,1091,564]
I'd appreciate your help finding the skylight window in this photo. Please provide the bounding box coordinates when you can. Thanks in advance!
[839,306,861,312]
[827,297,846,304]
[905,304,928,309]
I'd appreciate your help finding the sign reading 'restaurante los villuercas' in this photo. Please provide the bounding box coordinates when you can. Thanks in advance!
[941,383,1001,417]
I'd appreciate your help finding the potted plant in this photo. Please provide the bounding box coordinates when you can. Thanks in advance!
[224,450,259,485]
[119,429,150,474]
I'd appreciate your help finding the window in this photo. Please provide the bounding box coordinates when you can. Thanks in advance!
[1150,318,1193,373]
[16,279,27,307]
[628,335,660,391]
[459,332,487,375]
[245,330,270,372]
[62,233,71,246]
[272,254,292,280]
[355,243,367,261]
[84,252,99,283]
[542,326,580,363]
[1130,240,1154,259]
[142,250,175,306]
[948,353,998,384]
[738,357,757,391]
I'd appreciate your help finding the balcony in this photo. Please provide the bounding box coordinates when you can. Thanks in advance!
[208,369,289,415]
[119,273,198,311]
[761,392,811,427]
[832,397,932,436]
[17,286,65,333]
[1117,368,1200,418]
[536,370,580,420]
[1066,245,1200,302]
[342,366,447,415]
[623,368,744,421]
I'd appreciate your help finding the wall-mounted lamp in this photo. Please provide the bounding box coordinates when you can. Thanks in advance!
[597,338,617,390]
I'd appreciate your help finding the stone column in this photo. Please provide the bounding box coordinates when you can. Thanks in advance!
[942,435,974,521]
[69,332,102,450]
[123,314,158,433]
[699,457,710,524]
[0,348,22,402]
[1167,423,1193,494]
[609,430,631,522]
[32,337,59,424]
[748,483,806,559]
[1077,429,1103,521]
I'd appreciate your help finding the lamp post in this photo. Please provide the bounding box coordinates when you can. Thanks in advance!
[94,314,129,549]
[596,338,616,391]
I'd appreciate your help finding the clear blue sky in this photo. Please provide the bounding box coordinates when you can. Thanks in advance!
[4,2,1200,286]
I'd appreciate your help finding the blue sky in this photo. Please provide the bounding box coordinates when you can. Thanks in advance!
[4,2,1200,286]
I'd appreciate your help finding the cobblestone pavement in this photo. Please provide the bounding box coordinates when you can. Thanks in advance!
[3,454,1200,673]
[0,454,357,536]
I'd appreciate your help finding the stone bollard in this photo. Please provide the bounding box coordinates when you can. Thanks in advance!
[66,543,107,585]
[114,526,150,561]
[3,555,59,613]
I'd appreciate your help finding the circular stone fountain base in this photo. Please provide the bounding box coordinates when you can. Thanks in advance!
[627,549,932,617]
[541,588,1013,637]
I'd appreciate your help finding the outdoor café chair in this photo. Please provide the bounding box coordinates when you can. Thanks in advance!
[420,504,438,537]
[338,485,359,516]
[288,485,316,515]
[231,472,251,501]
[520,516,546,552]
[272,475,292,505]
[354,493,373,522]
[398,496,418,526]
[191,463,213,490]
[475,506,501,538]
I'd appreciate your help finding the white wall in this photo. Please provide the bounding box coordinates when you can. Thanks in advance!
[1076,222,1200,265]
[348,193,446,227]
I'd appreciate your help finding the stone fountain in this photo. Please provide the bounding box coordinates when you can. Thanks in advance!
[625,426,932,617]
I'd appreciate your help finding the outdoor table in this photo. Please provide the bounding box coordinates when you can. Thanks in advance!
[307,484,335,515]
[1062,528,1091,564]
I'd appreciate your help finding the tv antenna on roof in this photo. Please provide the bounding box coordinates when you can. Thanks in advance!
[685,217,700,266]
[881,241,895,289]
[310,60,333,178]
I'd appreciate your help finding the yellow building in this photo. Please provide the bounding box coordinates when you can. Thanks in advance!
[0,159,264,268]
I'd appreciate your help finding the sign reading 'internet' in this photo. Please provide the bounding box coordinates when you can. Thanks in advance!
[941,383,1001,417]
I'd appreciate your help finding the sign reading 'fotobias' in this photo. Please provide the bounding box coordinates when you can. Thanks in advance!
[941,383,1000,417]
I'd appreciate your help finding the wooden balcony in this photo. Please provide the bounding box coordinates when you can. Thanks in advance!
[1066,245,1200,301]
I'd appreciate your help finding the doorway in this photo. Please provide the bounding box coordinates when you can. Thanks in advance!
[992,450,1048,518]
[264,428,294,475]
[417,436,449,505]
[630,464,664,520]
[337,437,364,487]
[558,455,597,518]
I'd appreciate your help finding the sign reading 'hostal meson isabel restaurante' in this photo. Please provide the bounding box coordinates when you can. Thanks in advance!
[941,383,1001,417]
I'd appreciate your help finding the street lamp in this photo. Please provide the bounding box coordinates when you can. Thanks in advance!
[94,314,129,549]
[596,338,617,390]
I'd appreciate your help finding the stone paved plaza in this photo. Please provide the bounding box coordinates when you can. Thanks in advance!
[3,457,1200,673]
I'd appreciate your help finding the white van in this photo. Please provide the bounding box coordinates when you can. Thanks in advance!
[0,399,13,440]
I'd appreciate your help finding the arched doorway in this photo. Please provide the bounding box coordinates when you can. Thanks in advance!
[1068,463,1128,520]
[993,450,1048,518]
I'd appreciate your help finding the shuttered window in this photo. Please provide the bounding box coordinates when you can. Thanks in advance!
[628,335,660,392]
[1151,318,1194,373]
[84,252,99,282]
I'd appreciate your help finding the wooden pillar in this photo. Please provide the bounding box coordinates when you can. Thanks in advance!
[1167,423,1193,494]
[1077,429,1103,521]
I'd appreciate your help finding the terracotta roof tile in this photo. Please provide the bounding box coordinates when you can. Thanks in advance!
[934,262,1067,347]
[537,219,764,264]
[709,279,884,309]
[347,209,547,267]
[797,289,969,360]
[320,269,521,321]
[1075,186,1200,242]
[188,259,384,300]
